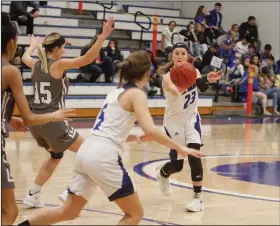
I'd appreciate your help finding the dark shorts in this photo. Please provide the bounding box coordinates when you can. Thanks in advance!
[1,135,15,189]
[29,120,79,153]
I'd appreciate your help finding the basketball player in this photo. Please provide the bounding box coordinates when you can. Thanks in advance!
[21,17,115,208]
[18,50,202,226]
[1,13,73,225]
[156,43,222,212]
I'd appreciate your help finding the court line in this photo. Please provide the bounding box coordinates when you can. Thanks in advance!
[16,200,179,225]
[133,155,280,203]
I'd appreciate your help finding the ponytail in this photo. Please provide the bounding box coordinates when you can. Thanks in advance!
[37,43,48,73]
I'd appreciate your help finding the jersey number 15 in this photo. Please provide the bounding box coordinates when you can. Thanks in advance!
[34,82,52,104]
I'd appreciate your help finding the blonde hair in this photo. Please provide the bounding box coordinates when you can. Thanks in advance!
[37,32,62,73]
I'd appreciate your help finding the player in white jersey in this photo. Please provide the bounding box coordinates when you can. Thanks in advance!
[156,43,222,212]
[18,50,202,226]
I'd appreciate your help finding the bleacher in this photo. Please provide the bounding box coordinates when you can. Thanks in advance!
[2,1,274,117]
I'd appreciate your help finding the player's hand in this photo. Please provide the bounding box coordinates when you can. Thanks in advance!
[10,117,29,132]
[50,109,76,122]
[177,146,203,158]
[139,134,154,142]
[28,34,40,49]
[207,70,223,83]
[126,135,141,143]
[101,16,115,39]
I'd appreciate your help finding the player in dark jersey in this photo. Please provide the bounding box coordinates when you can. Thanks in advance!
[21,18,115,208]
[1,12,73,225]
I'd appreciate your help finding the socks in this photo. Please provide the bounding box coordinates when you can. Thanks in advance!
[194,185,202,194]
[18,220,31,226]
[29,184,41,195]
[160,167,170,178]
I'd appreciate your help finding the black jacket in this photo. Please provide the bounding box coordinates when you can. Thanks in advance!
[239,22,259,40]
[80,45,106,65]
[9,1,39,20]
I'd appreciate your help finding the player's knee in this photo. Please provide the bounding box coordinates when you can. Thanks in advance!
[170,159,184,173]
[60,207,79,221]
[187,143,203,181]
[125,204,144,224]
[50,151,64,159]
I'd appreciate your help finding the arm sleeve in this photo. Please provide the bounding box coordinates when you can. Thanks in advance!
[196,77,209,92]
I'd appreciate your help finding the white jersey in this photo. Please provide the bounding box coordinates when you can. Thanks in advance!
[164,73,199,120]
[91,85,137,149]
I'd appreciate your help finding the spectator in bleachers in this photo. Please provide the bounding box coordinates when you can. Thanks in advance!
[229,24,239,43]
[206,2,224,36]
[9,1,40,34]
[235,35,251,55]
[194,6,208,26]
[260,44,273,62]
[239,16,261,51]
[104,39,124,72]
[239,61,271,115]
[161,21,176,56]
[216,38,236,81]
[200,42,220,74]
[258,66,280,115]
[261,55,276,75]
[250,54,261,71]
[80,35,114,83]
[243,44,257,59]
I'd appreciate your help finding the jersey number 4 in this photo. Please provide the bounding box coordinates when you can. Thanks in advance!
[34,82,52,104]
[184,91,196,109]
[93,103,108,130]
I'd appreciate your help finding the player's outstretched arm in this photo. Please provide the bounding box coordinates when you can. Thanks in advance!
[128,88,202,158]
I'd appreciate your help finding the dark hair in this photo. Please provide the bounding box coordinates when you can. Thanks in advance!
[210,42,219,49]
[248,16,256,21]
[168,21,176,26]
[248,44,255,49]
[195,6,206,20]
[267,55,275,61]
[231,24,238,29]
[250,54,260,65]
[262,66,269,74]
[215,2,222,7]
[118,50,151,87]
[1,12,17,54]
[264,44,272,51]
[107,38,119,50]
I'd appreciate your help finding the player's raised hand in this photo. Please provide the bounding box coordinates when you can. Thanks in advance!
[28,34,40,49]
[101,16,115,38]
[51,108,76,122]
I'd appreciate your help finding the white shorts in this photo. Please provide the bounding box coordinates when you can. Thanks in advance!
[163,111,202,160]
[68,136,135,202]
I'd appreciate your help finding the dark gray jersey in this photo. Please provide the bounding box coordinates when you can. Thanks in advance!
[30,59,69,113]
[1,61,15,138]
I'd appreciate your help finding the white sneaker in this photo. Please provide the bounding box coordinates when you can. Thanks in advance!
[23,191,44,208]
[185,193,204,212]
[58,189,68,203]
[156,170,173,197]
[264,110,272,116]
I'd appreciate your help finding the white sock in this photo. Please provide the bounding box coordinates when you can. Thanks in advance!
[30,184,41,195]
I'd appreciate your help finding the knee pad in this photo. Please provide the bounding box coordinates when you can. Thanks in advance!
[170,159,184,173]
[187,143,203,181]
[162,159,184,175]
[50,151,64,159]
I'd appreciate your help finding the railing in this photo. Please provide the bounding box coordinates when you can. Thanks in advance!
[134,11,151,49]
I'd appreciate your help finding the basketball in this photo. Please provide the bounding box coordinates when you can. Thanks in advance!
[170,61,197,90]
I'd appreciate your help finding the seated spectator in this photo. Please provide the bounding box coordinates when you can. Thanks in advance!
[161,21,176,56]
[104,39,124,72]
[235,35,251,55]
[194,6,208,26]
[9,1,40,34]
[239,16,261,51]
[258,66,280,115]
[229,53,245,83]
[143,50,162,97]
[79,35,114,83]
[260,44,273,62]
[229,24,239,43]
[243,44,257,59]
[206,2,224,36]
[200,42,220,73]
[261,55,276,74]
[239,67,271,115]
[217,38,236,81]
[250,54,261,74]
